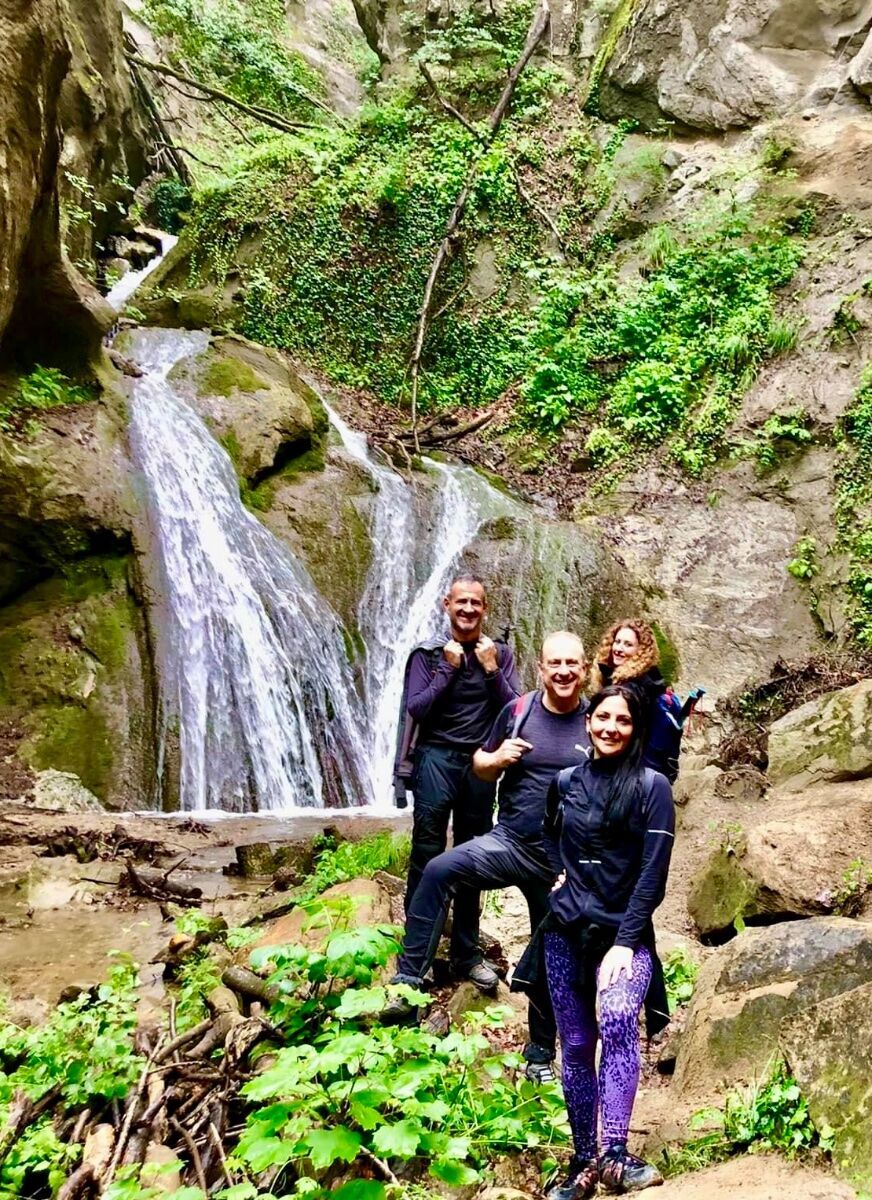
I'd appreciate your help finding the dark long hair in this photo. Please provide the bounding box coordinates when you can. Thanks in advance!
[587,684,647,831]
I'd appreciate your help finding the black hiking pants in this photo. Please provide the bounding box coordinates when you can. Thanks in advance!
[406,744,496,972]
[396,823,558,1059]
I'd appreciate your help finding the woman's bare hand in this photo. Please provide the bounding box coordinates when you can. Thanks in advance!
[551,871,566,893]
[598,945,634,990]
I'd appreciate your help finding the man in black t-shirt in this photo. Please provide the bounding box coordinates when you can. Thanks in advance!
[389,631,589,1080]
[403,574,520,990]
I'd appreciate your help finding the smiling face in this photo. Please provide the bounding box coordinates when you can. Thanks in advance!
[587,693,634,758]
[538,632,586,712]
[610,625,640,668]
[443,580,487,642]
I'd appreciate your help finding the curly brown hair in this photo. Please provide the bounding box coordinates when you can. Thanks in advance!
[588,619,660,691]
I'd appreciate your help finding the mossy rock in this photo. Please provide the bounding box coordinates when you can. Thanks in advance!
[673,918,872,1103]
[0,555,154,807]
[782,980,872,1191]
[767,679,872,791]
[687,844,760,937]
[166,334,326,486]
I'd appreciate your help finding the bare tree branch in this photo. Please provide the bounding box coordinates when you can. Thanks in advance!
[408,3,552,447]
[126,55,324,134]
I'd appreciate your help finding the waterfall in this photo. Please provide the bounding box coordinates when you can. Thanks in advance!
[326,406,513,807]
[126,328,370,811]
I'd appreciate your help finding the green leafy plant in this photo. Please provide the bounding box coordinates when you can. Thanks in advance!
[662,946,699,1011]
[233,922,569,1187]
[787,536,820,582]
[294,831,412,902]
[0,958,142,1195]
[834,365,872,645]
[0,366,92,432]
[659,1061,832,1177]
[831,858,872,916]
[755,407,813,471]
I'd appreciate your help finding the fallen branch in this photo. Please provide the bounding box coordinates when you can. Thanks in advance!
[221,965,281,1005]
[170,1117,208,1193]
[407,2,551,447]
[154,1019,214,1065]
[57,1163,99,1200]
[126,56,325,134]
[421,59,565,257]
[358,1144,401,1187]
[0,1087,62,1169]
[125,861,203,903]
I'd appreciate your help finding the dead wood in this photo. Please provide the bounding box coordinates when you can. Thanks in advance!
[57,1163,99,1200]
[221,966,281,1005]
[126,56,326,133]
[0,1086,62,1169]
[154,1019,213,1064]
[407,1,551,447]
[124,861,203,903]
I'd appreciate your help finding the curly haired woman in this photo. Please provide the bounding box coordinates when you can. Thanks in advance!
[589,620,677,781]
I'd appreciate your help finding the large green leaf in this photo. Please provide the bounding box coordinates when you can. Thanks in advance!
[303,1126,362,1169]
[371,1118,423,1158]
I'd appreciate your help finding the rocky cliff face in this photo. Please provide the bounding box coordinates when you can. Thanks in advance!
[0,0,150,371]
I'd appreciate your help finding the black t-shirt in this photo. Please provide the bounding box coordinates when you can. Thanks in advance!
[481,694,590,840]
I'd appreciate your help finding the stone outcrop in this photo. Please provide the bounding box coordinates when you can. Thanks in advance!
[165,334,326,486]
[672,917,872,1100]
[600,0,872,131]
[688,780,872,935]
[0,399,137,604]
[0,555,154,808]
[782,981,872,1190]
[0,0,149,369]
[767,679,872,790]
[849,27,872,95]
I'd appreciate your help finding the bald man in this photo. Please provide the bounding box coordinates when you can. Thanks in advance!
[387,632,590,1082]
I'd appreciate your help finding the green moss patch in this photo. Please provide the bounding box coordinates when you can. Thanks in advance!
[201,357,268,397]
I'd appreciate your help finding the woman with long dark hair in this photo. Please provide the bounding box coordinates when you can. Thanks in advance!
[543,684,674,1197]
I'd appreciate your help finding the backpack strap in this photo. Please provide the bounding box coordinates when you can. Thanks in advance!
[509,690,539,739]
[556,765,577,798]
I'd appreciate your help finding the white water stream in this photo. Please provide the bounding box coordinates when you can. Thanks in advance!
[116,240,519,811]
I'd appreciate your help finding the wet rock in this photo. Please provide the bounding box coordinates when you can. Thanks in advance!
[672,917,872,1100]
[236,843,277,878]
[0,556,154,809]
[688,780,872,935]
[767,679,872,791]
[848,28,872,96]
[166,334,324,486]
[28,770,102,813]
[781,980,872,1190]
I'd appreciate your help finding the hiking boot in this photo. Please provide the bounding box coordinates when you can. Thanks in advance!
[523,1058,556,1084]
[465,961,499,992]
[545,1156,598,1200]
[599,1143,663,1193]
[380,993,419,1025]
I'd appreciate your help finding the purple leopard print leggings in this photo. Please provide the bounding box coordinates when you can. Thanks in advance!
[544,930,653,1160]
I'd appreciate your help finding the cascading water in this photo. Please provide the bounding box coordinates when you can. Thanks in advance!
[126,328,370,811]
[326,405,513,806]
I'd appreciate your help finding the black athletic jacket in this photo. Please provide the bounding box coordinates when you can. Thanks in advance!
[543,756,675,949]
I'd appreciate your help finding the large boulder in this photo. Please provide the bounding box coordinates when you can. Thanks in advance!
[672,917,872,1101]
[250,878,393,954]
[0,555,155,808]
[0,398,136,603]
[782,981,872,1191]
[848,27,872,96]
[166,335,326,486]
[688,781,872,936]
[767,680,872,791]
[599,0,871,131]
